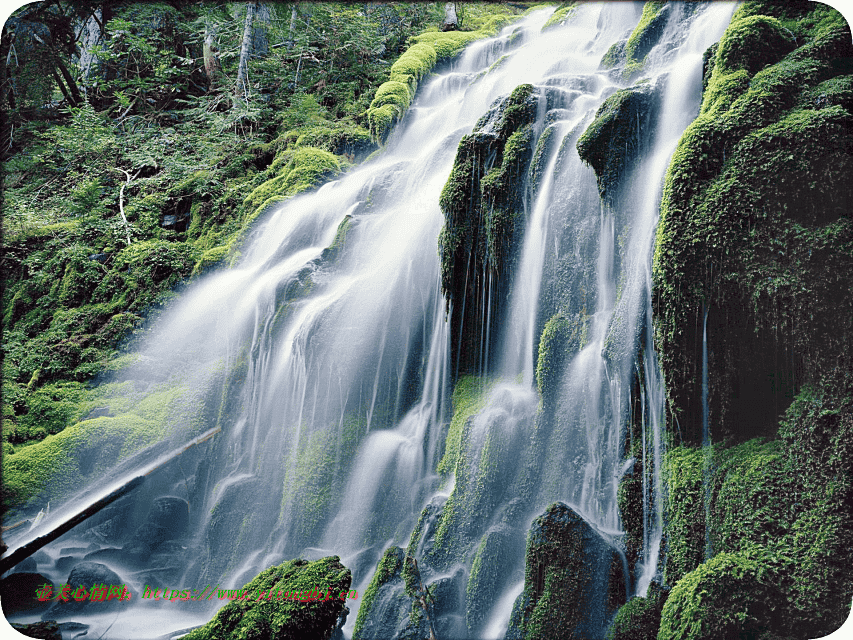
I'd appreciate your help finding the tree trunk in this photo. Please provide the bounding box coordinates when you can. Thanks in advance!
[77,7,103,90]
[442,2,458,31]
[287,5,297,50]
[235,2,257,101]
[203,22,220,86]
[252,2,271,58]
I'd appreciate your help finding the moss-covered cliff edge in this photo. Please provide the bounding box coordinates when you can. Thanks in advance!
[606,1,853,639]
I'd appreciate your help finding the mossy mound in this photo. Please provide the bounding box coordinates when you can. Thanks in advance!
[541,3,578,32]
[653,0,853,445]
[367,8,520,143]
[602,2,671,80]
[183,556,351,640]
[506,502,626,640]
[535,312,586,408]
[242,147,342,225]
[576,82,660,200]
[654,382,853,637]
[606,583,669,640]
[657,552,784,640]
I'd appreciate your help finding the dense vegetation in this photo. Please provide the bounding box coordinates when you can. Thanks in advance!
[0,2,530,462]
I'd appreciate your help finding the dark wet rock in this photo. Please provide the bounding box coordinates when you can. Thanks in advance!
[146,496,190,534]
[10,621,62,640]
[41,562,126,618]
[0,572,54,614]
[56,555,82,574]
[576,79,661,200]
[506,502,627,640]
[59,547,88,556]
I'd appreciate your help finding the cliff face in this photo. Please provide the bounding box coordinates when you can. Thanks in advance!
[641,1,853,638]
[653,1,853,446]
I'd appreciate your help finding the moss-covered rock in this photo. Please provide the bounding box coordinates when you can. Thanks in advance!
[242,147,342,225]
[182,556,351,640]
[534,312,586,409]
[576,81,660,200]
[657,552,784,640]
[439,84,538,376]
[506,502,626,640]
[353,546,409,640]
[367,9,520,143]
[542,3,578,32]
[653,0,853,445]
[606,582,669,640]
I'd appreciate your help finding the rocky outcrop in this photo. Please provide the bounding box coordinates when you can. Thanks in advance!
[439,84,539,376]
[506,502,627,640]
[183,556,351,640]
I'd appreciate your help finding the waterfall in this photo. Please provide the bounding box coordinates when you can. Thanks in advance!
[4,4,738,639]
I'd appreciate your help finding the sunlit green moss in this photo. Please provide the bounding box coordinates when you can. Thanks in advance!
[183,556,351,640]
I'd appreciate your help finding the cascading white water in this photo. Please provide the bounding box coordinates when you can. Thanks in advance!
[4,5,739,639]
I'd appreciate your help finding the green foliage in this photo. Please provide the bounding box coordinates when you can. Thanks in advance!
[182,556,351,640]
[17,381,91,443]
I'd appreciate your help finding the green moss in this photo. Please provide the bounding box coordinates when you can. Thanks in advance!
[535,312,586,405]
[542,3,577,32]
[191,245,229,276]
[183,556,351,640]
[353,546,404,639]
[658,552,783,640]
[18,381,91,440]
[577,83,658,199]
[3,382,199,511]
[606,584,668,640]
[437,375,493,475]
[662,446,707,585]
[367,10,521,143]
[280,414,364,541]
[621,2,667,78]
[601,40,626,70]
[653,1,853,446]
[243,147,341,223]
[715,15,795,76]
[507,502,625,640]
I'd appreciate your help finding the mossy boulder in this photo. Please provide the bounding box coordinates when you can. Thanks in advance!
[577,81,660,200]
[606,582,669,640]
[657,552,784,640]
[715,15,796,76]
[535,312,586,409]
[506,502,626,640]
[182,556,351,640]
